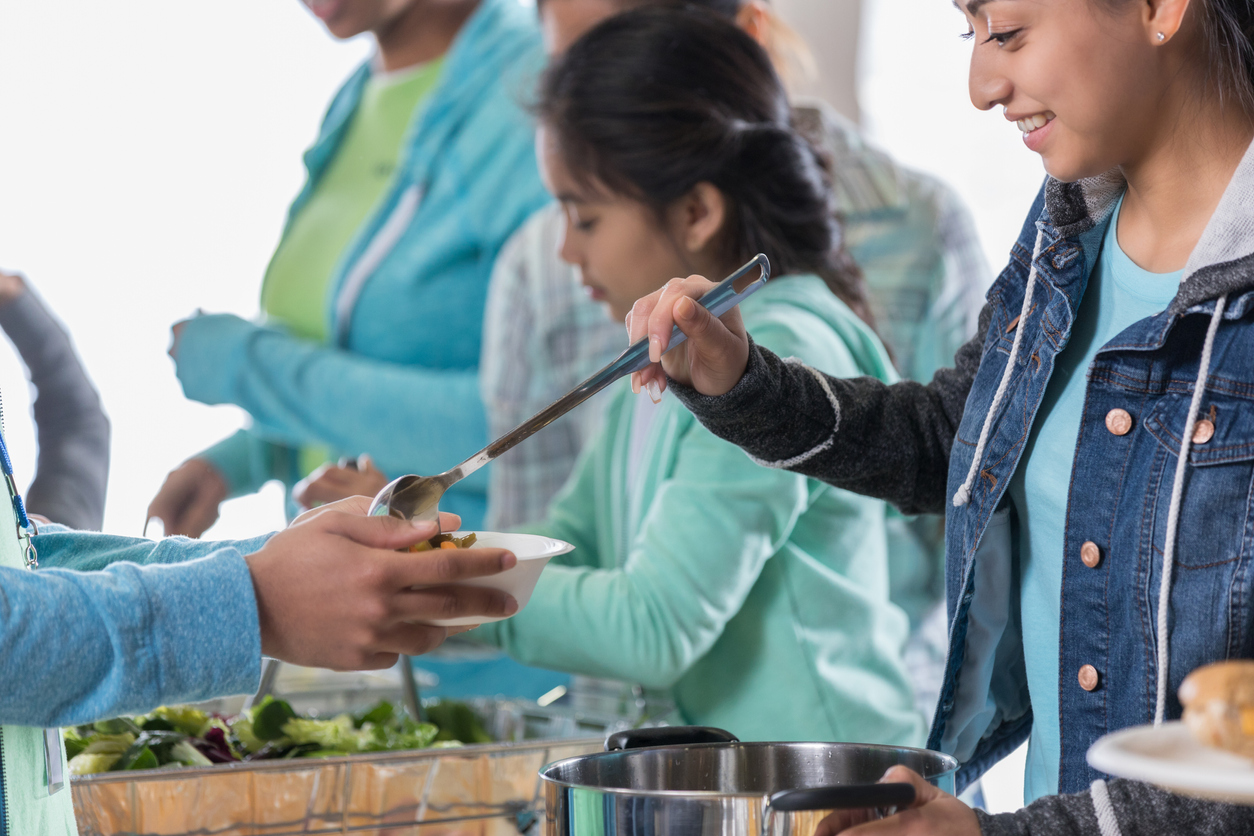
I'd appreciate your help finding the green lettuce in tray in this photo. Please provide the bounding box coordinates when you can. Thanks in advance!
[67,697,491,776]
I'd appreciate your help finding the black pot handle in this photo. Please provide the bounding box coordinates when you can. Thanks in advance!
[604,726,739,752]
[768,782,916,812]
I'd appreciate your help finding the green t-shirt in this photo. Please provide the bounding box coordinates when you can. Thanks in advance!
[261,59,444,342]
[259,59,442,475]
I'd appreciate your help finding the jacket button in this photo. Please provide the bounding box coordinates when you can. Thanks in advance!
[1078,665,1100,691]
[1193,419,1215,444]
[1105,409,1133,436]
[1080,541,1102,568]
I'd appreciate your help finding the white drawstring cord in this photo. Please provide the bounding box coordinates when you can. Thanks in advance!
[953,229,1045,507]
[1090,779,1124,836]
[1154,294,1228,724]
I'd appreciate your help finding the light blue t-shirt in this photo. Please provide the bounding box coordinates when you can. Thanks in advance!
[1009,196,1182,804]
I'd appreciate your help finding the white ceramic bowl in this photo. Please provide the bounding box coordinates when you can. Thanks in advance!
[421,531,573,627]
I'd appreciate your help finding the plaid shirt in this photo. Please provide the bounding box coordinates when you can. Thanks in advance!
[480,205,625,530]
[481,103,990,532]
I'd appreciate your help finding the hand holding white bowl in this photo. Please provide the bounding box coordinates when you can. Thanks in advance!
[419,531,573,627]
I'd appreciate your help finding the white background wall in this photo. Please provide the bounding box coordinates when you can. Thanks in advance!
[0,0,1041,809]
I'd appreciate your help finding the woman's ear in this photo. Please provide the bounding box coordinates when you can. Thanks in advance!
[671,182,728,258]
[1143,0,1190,45]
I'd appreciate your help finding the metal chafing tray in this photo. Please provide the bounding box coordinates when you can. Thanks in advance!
[71,734,601,836]
[70,667,677,836]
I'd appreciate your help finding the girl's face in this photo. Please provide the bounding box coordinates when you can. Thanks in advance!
[960,0,1180,182]
[301,0,419,40]
[538,129,727,323]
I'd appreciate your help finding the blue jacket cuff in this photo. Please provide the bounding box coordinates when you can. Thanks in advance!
[174,313,260,407]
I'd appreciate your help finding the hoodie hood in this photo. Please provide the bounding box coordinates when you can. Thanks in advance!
[1044,136,1254,315]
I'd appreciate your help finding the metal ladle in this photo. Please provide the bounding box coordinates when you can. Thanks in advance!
[368,253,771,524]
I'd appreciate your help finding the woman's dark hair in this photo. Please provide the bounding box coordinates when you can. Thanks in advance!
[537,6,873,326]
[1096,0,1254,112]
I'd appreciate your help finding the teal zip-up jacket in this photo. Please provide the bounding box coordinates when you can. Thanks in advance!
[478,276,927,744]
[175,0,549,526]
[0,433,268,834]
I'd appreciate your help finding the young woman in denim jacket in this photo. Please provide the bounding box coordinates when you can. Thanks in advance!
[629,0,1254,833]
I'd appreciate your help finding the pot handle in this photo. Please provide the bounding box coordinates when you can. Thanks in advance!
[768,783,916,811]
[604,726,739,752]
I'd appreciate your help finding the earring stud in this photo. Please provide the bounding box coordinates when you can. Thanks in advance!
[1157,32,1166,42]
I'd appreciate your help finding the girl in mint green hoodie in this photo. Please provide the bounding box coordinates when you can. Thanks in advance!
[475,7,924,745]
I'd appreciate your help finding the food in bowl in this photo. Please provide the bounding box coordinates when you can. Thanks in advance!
[1179,660,1254,759]
[410,532,478,552]
[410,531,574,627]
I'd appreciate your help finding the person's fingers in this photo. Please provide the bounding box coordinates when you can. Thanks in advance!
[814,809,877,836]
[294,472,356,508]
[317,509,442,551]
[292,465,334,509]
[385,547,517,589]
[355,651,402,671]
[181,484,221,538]
[391,585,518,624]
[146,471,188,525]
[637,365,668,393]
[646,277,696,362]
[877,767,939,806]
[309,494,374,518]
[369,622,453,659]
[293,496,461,533]
[627,291,662,345]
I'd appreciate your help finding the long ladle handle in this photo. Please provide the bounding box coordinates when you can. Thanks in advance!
[471,253,771,469]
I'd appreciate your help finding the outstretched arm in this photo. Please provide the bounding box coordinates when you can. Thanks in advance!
[172,315,486,484]
[626,276,991,516]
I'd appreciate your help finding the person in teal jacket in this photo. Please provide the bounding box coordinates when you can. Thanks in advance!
[474,9,924,743]
[149,0,550,534]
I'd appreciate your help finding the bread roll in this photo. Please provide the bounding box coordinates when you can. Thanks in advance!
[1179,660,1254,758]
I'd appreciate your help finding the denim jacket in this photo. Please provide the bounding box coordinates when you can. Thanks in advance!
[672,136,1254,801]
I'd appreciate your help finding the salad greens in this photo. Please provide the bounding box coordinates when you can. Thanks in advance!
[67,697,490,776]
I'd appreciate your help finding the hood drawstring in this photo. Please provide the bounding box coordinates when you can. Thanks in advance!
[1090,779,1124,836]
[1154,294,1228,724]
[953,229,1046,508]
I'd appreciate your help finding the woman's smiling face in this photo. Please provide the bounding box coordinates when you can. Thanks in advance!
[959,0,1177,182]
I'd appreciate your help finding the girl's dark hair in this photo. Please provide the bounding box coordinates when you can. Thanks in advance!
[537,6,873,326]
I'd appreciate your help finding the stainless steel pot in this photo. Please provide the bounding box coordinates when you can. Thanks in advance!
[540,727,957,836]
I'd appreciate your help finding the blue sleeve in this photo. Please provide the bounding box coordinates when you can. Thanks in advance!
[0,542,262,727]
[33,525,273,572]
[196,428,292,499]
[171,316,487,486]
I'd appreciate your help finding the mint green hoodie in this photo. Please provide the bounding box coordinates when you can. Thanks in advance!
[478,276,926,744]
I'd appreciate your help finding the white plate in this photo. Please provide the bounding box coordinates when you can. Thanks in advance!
[1087,721,1254,803]
[418,531,574,627]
